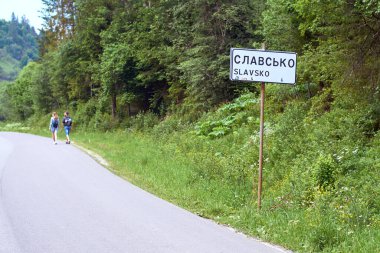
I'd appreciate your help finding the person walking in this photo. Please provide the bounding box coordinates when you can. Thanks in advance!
[50,112,59,145]
[62,111,73,144]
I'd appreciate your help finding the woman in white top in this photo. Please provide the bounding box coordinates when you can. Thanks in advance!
[49,112,59,144]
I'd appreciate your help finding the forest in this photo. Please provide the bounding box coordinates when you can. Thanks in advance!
[0,13,39,82]
[0,0,379,252]
[1,0,379,124]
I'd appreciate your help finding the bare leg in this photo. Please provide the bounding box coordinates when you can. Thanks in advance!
[54,130,58,143]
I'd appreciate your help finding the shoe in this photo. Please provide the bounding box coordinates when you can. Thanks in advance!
[55,142,57,145]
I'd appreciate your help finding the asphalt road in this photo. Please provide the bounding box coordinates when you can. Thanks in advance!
[0,132,289,253]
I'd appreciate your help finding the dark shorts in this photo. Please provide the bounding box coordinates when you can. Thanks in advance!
[64,126,71,135]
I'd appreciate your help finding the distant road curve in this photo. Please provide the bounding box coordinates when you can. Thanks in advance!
[0,132,290,253]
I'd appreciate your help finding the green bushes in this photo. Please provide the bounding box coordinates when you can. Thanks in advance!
[313,154,337,189]
[127,112,160,131]
[195,93,259,138]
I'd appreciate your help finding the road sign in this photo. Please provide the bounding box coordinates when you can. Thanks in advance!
[230,47,297,209]
[230,48,297,84]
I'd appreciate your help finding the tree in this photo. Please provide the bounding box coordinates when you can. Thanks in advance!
[99,43,135,118]
[176,0,261,110]
[40,0,76,54]
[5,63,38,120]
[262,0,304,52]
[0,16,38,81]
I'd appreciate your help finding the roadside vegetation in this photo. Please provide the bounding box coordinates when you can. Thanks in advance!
[0,1,379,252]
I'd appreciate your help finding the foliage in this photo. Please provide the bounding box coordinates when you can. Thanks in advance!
[0,15,39,81]
[1,0,263,121]
[195,92,259,138]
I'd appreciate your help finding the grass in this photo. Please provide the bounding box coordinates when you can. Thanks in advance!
[0,122,30,131]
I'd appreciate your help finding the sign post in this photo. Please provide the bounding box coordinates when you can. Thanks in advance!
[230,48,296,209]
[258,81,265,209]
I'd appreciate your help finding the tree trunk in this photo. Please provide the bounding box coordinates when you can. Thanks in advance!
[111,93,117,119]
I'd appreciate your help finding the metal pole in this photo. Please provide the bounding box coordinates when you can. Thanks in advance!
[258,82,265,209]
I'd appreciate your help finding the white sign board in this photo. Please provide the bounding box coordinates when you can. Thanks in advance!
[230,48,297,84]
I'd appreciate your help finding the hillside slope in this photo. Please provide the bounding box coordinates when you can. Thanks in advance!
[0,14,39,81]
